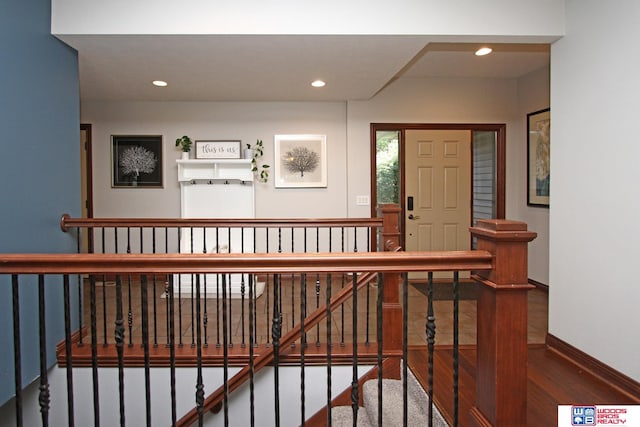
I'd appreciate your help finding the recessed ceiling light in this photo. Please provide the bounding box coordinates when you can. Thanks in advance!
[152,80,168,87]
[311,80,326,88]
[475,47,493,56]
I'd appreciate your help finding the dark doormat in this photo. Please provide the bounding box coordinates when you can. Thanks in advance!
[410,281,478,301]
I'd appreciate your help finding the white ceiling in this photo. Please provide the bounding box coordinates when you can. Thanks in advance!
[58,35,550,103]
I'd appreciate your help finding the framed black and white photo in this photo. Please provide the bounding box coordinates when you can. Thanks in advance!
[195,140,241,159]
[527,108,550,207]
[274,134,327,188]
[112,135,163,188]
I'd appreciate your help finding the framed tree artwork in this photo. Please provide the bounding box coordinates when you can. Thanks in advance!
[274,134,327,188]
[527,108,550,207]
[112,135,163,188]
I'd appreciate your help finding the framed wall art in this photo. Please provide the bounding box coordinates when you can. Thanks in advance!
[274,134,327,188]
[112,135,163,188]
[195,140,241,159]
[527,108,550,207]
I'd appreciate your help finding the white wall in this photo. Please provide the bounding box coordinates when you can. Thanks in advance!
[83,101,348,219]
[550,0,640,381]
[515,67,551,285]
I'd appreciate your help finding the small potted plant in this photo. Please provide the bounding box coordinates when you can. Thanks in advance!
[175,135,193,159]
[245,139,270,183]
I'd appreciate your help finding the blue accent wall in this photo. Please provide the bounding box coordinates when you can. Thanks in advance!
[0,0,80,405]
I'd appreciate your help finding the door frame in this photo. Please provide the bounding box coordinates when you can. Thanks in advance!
[370,123,506,249]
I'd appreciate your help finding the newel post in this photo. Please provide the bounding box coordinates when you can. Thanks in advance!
[469,220,536,427]
[378,204,402,357]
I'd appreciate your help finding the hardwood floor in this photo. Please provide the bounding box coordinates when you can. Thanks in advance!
[407,287,640,427]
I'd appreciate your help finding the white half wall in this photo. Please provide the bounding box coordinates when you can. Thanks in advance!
[550,0,640,381]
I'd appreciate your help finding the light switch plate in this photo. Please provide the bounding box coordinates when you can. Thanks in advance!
[356,195,370,206]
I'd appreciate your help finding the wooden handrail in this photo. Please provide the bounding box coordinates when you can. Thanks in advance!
[0,251,493,274]
[60,214,383,232]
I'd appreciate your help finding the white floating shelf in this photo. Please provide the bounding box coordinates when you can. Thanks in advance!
[177,159,253,182]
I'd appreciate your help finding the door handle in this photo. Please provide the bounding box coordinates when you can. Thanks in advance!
[408,214,421,220]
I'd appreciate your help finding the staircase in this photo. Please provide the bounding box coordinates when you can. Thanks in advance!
[330,368,449,427]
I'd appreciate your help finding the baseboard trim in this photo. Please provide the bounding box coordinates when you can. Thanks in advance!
[528,278,548,291]
[546,333,640,403]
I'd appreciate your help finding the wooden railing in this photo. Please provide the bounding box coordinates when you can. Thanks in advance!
[0,207,535,427]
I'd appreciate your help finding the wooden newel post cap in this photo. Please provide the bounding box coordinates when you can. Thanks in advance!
[470,219,537,287]
[470,219,537,241]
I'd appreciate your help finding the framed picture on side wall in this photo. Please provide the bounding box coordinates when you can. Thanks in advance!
[527,108,550,207]
[112,135,163,188]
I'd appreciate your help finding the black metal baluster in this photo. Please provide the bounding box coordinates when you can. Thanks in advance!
[203,227,209,348]
[340,228,346,347]
[222,274,230,427]
[12,275,23,427]
[141,275,152,427]
[241,227,246,348]
[365,273,371,347]
[90,275,101,427]
[272,274,282,426]
[402,273,409,426]
[426,272,436,427]
[265,230,271,347]
[248,273,256,427]
[216,227,221,349]
[315,228,321,346]
[114,275,125,427]
[126,227,133,347]
[38,275,50,427]
[300,272,306,426]
[350,271,359,425]
[127,274,133,347]
[227,227,233,349]
[152,228,158,348]
[190,227,195,348]
[63,275,75,427]
[195,275,205,426]
[101,229,107,347]
[453,271,460,427]
[377,273,383,427]
[168,275,177,426]
[291,273,296,348]
[253,228,258,347]
[353,227,358,252]
[291,228,295,344]
[325,273,333,426]
[178,227,183,348]
[165,227,171,347]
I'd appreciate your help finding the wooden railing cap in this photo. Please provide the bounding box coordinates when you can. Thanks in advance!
[474,219,528,231]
